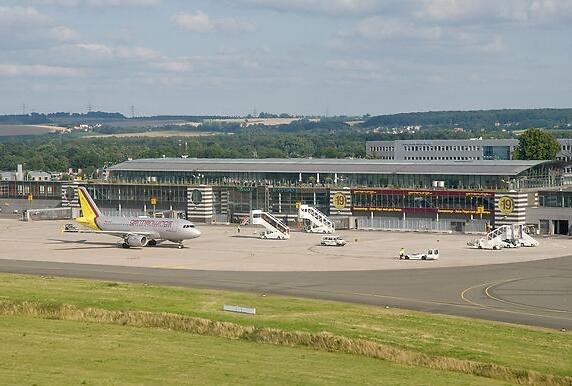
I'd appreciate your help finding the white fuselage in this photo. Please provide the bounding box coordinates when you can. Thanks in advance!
[96,215,201,242]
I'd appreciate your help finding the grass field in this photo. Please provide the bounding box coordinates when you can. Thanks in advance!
[0,124,65,136]
[0,316,506,386]
[0,273,570,385]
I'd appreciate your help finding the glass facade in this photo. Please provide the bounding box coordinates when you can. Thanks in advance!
[110,170,508,190]
[84,184,188,215]
[483,146,511,160]
[352,189,494,217]
[538,191,572,208]
[220,186,330,219]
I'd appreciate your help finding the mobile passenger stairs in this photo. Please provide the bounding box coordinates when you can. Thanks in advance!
[298,205,335,234]
[468,224,539,250]
[251,210,290,240]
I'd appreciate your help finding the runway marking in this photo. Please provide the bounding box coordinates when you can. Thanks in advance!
[461,279,572,323]
[352,292,487,311]
[151,265,190,270]
[484,277,572,315]
[460,281,499,309]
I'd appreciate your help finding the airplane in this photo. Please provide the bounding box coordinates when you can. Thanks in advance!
[63,187,201,249]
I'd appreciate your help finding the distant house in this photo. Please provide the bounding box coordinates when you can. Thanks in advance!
[1,171,16,181]
[28,171,52,181]
[0,165,52,181]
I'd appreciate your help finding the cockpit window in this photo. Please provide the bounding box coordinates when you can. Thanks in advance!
[183,224,195,228]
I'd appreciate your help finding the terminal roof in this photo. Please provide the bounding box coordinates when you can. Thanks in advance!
[108,158,547,176]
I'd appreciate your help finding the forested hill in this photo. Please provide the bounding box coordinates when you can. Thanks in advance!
[363,108,572,129]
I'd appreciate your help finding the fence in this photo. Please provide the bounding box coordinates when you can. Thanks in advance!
[24,207,73,221]
[357,217,487,234]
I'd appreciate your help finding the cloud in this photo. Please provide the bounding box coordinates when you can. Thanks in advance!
[0,6,78,48]
[0,6,48,25]
[326,59,388,81]
[0,63,82,77]
[229,0,388,15]
[417,0,572,23]
[172,11,255,33]
[30,0,160,7]
[49,42,193,73]
[350,17,443,40]
[54,43,159,62]
[326,59,381,72]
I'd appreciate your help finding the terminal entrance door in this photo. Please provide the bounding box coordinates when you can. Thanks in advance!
[450,221,465,233]
[552,219,569,235]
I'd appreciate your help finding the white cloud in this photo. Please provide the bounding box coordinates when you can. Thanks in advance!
[417,0,572,23]
[0,6,48,25]
[31,0,160,7]
[54,43,161,62]
[230,0,387,15]
[351,17,443,40]
[0,63,82,77]
[49,25,79,41]
[50,43,193,73]
[172,11,255,33]
[0,6,78,48]
[326,59,381,72]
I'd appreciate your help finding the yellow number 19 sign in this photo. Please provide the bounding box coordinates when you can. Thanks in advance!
[498,196,514,215]
[332,192,347,210]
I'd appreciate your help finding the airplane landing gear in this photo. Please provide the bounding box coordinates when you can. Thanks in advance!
[148,239,157,247]
[121,242,130,249]
[177,242,184,249]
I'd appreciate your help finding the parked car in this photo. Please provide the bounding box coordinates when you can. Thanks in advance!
[501,239,520,248]
[320,235,346,246]
[402,249,439,260]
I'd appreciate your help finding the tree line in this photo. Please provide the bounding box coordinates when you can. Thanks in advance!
[363,108,572,129]
[0,129,365,175]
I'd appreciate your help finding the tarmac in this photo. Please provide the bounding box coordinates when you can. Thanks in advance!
[0,219,568,271]
[0,219,570,330]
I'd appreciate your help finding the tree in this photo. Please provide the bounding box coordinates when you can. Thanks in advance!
[515,128,560,160]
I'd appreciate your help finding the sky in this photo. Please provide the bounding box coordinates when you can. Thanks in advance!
[0,0,571,117]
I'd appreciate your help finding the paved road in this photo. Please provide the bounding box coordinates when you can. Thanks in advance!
[0,256,570,330]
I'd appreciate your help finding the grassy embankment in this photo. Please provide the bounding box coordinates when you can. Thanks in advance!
[0,273,570,385]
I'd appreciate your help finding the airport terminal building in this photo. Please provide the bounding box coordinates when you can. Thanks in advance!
[366,138,572,162]
[2,157,572,234]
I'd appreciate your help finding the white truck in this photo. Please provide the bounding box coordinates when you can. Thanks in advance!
[320,235,347,246]
[402,249,439,260]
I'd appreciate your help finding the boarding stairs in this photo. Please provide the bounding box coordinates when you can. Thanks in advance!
[298,205,335,234]
[251,210,290,240]
[520,230,540,246]
[470,225,512,250]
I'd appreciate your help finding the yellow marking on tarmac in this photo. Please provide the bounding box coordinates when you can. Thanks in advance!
[460,281,499,309]
[484,279,572,315]
[352,292,483,311]
[461,279,572,322]
[151,265,190,270]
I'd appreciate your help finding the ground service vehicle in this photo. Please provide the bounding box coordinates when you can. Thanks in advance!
[402,249,439,260]
[320,235,346,246]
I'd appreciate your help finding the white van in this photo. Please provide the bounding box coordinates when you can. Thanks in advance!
[320,235,346,247]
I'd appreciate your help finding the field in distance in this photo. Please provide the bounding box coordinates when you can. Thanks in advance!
[0,273,570,385]
[0,124,66,137]
[83,130,217,138]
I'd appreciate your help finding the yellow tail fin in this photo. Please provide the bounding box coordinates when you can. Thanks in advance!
[76,187,101,230]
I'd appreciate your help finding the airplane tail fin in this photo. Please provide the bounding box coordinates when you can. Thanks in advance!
[76,187,101,230]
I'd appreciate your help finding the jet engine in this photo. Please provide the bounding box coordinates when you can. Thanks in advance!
[126,234,148,247]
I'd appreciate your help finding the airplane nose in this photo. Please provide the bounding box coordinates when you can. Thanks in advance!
[193,229,201,238]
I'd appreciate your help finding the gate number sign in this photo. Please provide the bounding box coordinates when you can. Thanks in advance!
[498,196,514,215]
[333,192,347,210]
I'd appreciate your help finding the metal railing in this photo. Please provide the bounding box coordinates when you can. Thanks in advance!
[357,217,487,233]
